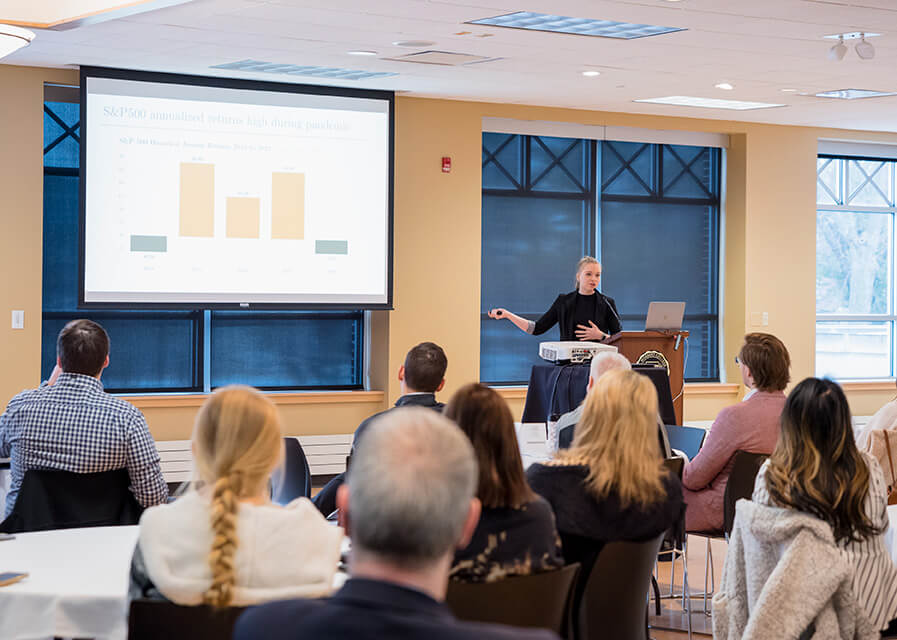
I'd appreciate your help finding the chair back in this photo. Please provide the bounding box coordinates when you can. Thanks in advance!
[271,437,311,505]
[577,533,665,640]
[0,468,142,533]
[127,598,246,640]
[664,425,706,460]
[723,450,768,535]
[446,563,580,636]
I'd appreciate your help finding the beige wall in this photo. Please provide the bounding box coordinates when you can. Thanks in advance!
[2,63,896,440]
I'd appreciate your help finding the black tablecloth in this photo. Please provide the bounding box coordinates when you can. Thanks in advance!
[521,363,676,425]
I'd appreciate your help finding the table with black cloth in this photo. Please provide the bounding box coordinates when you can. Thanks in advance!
[521,363,677,425]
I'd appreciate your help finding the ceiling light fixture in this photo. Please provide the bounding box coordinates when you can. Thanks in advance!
[634,96,785,110]
[0,24,35,60]
[781,88,797,92]
[855,34,875,60]
[582,70,601,77]
[347,50,378,56]
[828,35,847,61]
[393,40,436,47]
[714,82,733,90]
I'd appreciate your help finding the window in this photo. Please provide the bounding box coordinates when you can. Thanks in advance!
[816,155,895,379]
[42,94,364,393]
[480,133,721,384]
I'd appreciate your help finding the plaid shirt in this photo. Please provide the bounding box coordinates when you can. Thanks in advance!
[0,372,168,517]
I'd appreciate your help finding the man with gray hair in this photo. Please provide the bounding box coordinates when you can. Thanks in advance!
[556,351,632,450]
[234,407,559,640]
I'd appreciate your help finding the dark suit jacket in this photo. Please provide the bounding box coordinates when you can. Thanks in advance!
[352,393,445,449]
[233,578,559,640]
[533,291,621,341]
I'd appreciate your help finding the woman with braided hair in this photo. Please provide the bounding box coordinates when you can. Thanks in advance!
[129,385,343,607]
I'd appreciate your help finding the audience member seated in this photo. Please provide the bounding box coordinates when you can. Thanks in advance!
[234,407,559,640]
[312,341,448,517]
[555,351,630,450]
[681,332,790,532]
[856,378,897,449]
[0,319,167,518]
[129,385,342,606]
[527,370,683,583]
[751,377,897,632]
[445,383,563,583]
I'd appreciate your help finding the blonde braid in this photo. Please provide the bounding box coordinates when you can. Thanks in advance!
[203,475,239,607]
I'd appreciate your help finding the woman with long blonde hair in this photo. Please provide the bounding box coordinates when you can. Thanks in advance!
[488,256,622,342]
[129,385,342,607]
[527,369,683,572]
[752,378,897,631]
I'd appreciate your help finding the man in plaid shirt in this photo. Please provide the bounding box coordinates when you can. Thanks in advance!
[0,319,168,517]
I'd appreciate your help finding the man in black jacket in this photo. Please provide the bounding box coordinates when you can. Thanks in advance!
[235,408,558,640]
[312,342,448,516]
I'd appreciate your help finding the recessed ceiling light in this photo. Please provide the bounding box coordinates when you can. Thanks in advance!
[393,40,436,47]
[814,88,897,99]
[347,50,378,56]
[582,70,601,77]
[467,11,684,39]
[714,82,734,90]
[781,88,797,92]
[634,96,785,110]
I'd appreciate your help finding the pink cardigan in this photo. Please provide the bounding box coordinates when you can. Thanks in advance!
[682,390,785,531]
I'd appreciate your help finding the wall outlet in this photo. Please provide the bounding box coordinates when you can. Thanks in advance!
[11,310,24,330]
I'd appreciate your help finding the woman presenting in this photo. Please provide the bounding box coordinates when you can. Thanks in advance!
[488,257,622,341]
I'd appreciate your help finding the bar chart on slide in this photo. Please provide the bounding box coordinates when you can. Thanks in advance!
[82,75,390,304]
[175,162,306,241]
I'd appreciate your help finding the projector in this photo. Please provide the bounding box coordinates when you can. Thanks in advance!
[539,341,618,364]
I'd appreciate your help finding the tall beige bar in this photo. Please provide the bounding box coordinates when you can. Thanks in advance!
[179,162,215,237]
[271,172,305,239]
[226,196,261,238]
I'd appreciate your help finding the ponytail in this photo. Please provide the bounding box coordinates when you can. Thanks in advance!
[203,475,240,607]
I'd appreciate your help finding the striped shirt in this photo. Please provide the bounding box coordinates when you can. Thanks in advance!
[0,373,168,517]
[753,452,897,630]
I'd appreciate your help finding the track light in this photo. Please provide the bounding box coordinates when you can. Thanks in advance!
[828,36,847,61]
[856,34,875,60]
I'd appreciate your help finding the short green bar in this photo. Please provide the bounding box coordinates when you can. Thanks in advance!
[130,235,168,252]
[315,240,349,255]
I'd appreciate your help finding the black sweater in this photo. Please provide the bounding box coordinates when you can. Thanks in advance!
[532,291,621,341]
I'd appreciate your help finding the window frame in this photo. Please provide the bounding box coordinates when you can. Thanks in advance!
[816,153,897,380]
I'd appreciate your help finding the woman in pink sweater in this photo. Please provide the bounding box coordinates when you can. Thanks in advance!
[682,333,791,532]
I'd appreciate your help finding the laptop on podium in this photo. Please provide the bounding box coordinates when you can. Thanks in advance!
[645,302,685,331]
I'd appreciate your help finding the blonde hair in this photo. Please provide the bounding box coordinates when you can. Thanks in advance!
[575,256,600,287]
[559,369,666,506]
[192,385,283,607]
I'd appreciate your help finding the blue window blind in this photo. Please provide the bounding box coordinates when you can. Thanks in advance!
[42,98,364,392]
[480,134,720,384]
[210,311,363,390]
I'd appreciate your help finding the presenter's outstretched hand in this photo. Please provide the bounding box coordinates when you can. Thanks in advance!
[576,321,606,342]
[488,308,508,319]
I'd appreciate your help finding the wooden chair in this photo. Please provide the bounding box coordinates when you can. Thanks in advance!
[446,563,580,637]
[128,598,246,640]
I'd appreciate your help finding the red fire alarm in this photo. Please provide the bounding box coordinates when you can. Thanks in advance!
[442,156,451,173]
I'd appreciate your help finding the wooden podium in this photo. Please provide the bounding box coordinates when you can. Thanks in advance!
[605,331,689,425]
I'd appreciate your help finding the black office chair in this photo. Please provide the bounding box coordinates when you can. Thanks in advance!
[576,534,666,640]
[688,450,769,614]
[0,468,142,533]
[271,437,311,505]
[446,563,580,637]
[127,598,247,640]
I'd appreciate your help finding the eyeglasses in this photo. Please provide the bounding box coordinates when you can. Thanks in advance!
[734,356,741,365]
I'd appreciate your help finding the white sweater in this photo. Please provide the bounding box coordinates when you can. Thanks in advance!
[138,491,343,606]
